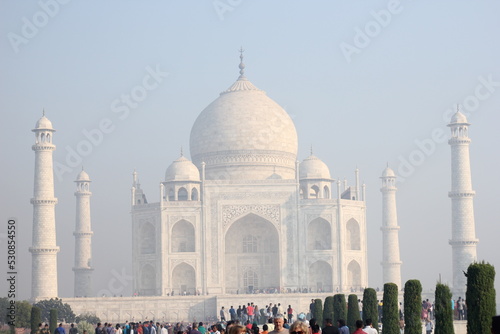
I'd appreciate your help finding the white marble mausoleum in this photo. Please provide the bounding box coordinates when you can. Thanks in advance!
[130,56,368,296]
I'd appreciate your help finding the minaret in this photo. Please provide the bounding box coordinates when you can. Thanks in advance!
[73,169,94,297]
[380,165,402,289]
[30,113,59,299]
[448,109,478,298]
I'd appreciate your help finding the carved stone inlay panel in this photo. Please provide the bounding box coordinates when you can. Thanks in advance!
[222,204,280,229]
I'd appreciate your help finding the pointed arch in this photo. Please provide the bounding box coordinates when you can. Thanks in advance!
[191,188,199,201]
[323,185,330,199]
[171,220,195,252]
[310,185,320,198]
[307,217,331,250]
[172,262,196,295]
[309,260,333,292]
[140,222,155,254]
[347,260,361,289]
[178,187,188,201]
[346,218,361,250]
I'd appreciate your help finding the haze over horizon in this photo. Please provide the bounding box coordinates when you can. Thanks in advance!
[1,1,499,304]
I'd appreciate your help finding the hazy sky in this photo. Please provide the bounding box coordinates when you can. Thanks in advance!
[1,1,499,302]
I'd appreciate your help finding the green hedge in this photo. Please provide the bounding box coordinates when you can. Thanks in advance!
[466,262,496,334]
[403,280,422,334]
[362,288,379,331]
[434,283,454,334]
[382,283,399,334]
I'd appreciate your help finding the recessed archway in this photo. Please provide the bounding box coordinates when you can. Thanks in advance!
[225,213,279,293]
[172,262,196,295]
[309,260,333,292]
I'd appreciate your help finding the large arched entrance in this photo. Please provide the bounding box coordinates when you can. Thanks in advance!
[225,213,279,293]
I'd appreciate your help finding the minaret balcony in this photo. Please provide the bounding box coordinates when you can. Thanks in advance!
[448,239,479,246]
[448,138,471,145]
[29,247,60,254]
[448,191,475,198]
[380,226,400,231]
[31,198,58,205]
[73,231,94,236]
[32,144,55,151]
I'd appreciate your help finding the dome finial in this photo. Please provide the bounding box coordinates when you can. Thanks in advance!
[310,144,313,156]
[42,108,45,116]
[180,146,184,157]
[238,46,245,78]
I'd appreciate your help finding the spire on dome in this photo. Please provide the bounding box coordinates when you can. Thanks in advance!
[238,47,245,78]
[42,109,45,116]
[180,146,184,157]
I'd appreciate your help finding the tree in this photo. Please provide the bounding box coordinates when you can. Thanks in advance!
[434,283,454,334]
[466,261,496,334]
[362,288,379,331]
[75,313,100,324]
[323,296,334,327]
[31,306,42,334]
[333,294,347,324]
[15,301,32,328]
[77,321,95,334]
[314,299,323,328]
[382,283,399,334]
[0,297,9,326]
[34,298,75,323]
[49,309,57,334]
[404,280,422,334]
[347,294,360,333]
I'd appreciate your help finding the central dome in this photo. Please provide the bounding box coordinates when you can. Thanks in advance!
[189,64,298,180]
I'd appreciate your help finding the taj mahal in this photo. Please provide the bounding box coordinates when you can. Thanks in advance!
[29,53,477,321]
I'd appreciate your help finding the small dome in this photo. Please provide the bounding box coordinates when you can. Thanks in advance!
[165,155,200,182]
[381,166,395,178]
[34,115,54,130]
[76,170,91,181]
[299,155,331,180]
[450,111,469,124]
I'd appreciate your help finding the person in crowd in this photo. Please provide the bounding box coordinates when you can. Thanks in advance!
[362,319,377,334]
[322,318,339,334]
[352,321,366,334]
[269,316,289,334]
[337,320,349,334]
[288,321,308,334]
[492,316,500,334]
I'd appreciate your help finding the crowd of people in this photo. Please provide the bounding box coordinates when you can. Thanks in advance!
[32,311,500,334]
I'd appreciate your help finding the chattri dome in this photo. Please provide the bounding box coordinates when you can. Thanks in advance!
[299,155,332,180]
[34,114,54,130]
[381,166,395,178]
[165,155,200,182]
[189,56,298,180]
[76,169,91,182]
[450,111,469,124]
